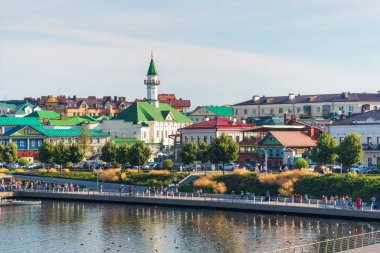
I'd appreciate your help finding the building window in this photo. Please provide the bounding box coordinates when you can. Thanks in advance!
[377,137,380,144]
[38,140,42,146]
[235,109,239,115]
[61,138,65,143]
[30,140,35,146]
[191,136,194,143]
[261,109,265,114]
[49,139,53,143]
[68,138,72,144]
[349,106,354,112]
[185,137,189,143]
[235,136,240,142]
[197,136,201,144]
[204,136,208,143]
[25,128,31,134]
[368,157,373,165]
[340,137,344,144]
[368,137,373,145]
[288,108,292,113]
[316,107,321,112]
[244,109,248,114]
[96,138,100,143]
[157,131,159,138]
[297,107,301,113]
[279,108,284,114]
[20,141,24,147]
[75,138,78,143]
[253,109,257,114]
[338,106,344,112]
[270,108,274,114]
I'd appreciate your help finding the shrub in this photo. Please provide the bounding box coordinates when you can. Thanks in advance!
[162,159,174,169]
[125,169,139,173]
[99,168,121,182]
[18,158,29,167]
[294,158,309,169]
[38,168,48,173]
[62,168,71,173]
[0,168,8,173]
[48,168,58,173]
[15,168,25,173]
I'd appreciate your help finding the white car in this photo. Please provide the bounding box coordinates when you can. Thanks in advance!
[223,163,239,171]
[350,165,366,173]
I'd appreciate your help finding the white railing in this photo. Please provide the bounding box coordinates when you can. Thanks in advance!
[265,230,380,253]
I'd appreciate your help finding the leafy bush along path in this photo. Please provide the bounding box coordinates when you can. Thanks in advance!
[185,170,380,201]
[7,169,188,187]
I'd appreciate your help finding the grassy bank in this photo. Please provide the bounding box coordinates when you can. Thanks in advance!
[0,168,188,187]
[183,170,380,201]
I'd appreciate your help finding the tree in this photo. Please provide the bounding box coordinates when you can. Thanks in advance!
[54,142,69,168]
[128,141,151,172]
[67,143,85,163]
[100,140,117,163]
[180,142,197,165]
[294,158,309,169]
[0,143,4,162]
[209,133,239,174]
[78,124,90,156]
[378,161,380,170]
[310,133,338,165]
[38,141,55,164]
[197,142,210,163]
[159,138,164,151]
[3,143,18,163]
[18,158,29,167]
[337,133,364,169]
[116,144,130,166]
[162,159,174,169]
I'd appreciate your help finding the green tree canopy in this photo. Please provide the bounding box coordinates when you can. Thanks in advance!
[38,141,55,164]
[67,143,85,163]
[3,143,18,163]
[197,142,210,163]
[0,143,4,162]
[54,142,69,166]
[310,132,338,165]
[100,140,117,163]
[337,133,364,168]
[294,158,309,169]
[209,133,239,174]
[180,142,197,165]
[79,124,90,156]
[128,141,151,172]
[162,159,174,169]
[18,157,29,167]
[116,144,130,165]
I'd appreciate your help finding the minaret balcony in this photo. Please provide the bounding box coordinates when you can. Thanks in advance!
[144,79,160,85]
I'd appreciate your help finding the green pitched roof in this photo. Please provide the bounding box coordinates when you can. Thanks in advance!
[253,116,284,126]
[147,58,157,75]
[0,117,40,126]
[3,125,109,137]
[0,103,17,110]
[203,106,233,117]
[116,102,192,123]
[47,116,98,126]
[26,110,61,120]
[10,102,35,115]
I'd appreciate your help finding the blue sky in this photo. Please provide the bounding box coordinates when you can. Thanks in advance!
[1,0,380,106]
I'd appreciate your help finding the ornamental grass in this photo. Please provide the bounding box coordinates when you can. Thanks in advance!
[15,169,25,173]
[99,168,120,182]
[47,168,58,173]
[148,170,170,176]
[258,170,316,196]
[38,168,48,173]
[0,168,8,173]
[193,174,227,194]
[233,168,250,175]
[62,169,70,173]
[125,169,139,173]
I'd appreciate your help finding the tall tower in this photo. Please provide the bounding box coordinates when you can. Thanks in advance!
[144,53,160,108]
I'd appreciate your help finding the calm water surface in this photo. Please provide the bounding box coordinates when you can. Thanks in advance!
[0,200,379,253]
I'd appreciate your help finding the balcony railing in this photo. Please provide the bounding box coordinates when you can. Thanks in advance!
[144,79,160,85]
[363,144,380,151]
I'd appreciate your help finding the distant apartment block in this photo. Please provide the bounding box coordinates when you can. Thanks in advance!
[233,92,380,120]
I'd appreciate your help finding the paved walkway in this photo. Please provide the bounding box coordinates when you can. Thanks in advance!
[342,243,380,252]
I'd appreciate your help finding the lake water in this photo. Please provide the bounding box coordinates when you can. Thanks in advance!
[0,200,379,253]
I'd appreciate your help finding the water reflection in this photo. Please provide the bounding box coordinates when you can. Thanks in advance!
[0,201,379,253]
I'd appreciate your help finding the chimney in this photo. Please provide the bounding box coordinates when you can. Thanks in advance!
[60,114,67,120]
[308,128,315,138]
[114,96,117,102]
[289,93,295,100]
[233,116,237,123]
[73,95,77,100]
[241,117,246,124]
[43,118,49,123]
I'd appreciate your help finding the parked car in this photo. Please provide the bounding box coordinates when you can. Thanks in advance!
[327,164,343,173]
[350,165,366,173]
[359,166,379,174]
[223,163,239,171]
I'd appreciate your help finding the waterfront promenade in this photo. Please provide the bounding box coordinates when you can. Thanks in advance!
[12,189,380,220]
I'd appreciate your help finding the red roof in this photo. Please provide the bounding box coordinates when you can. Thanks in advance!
[269,131,317,147]
[182,117,254,130]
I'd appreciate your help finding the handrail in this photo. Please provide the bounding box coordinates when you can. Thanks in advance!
[264,230,380,253]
